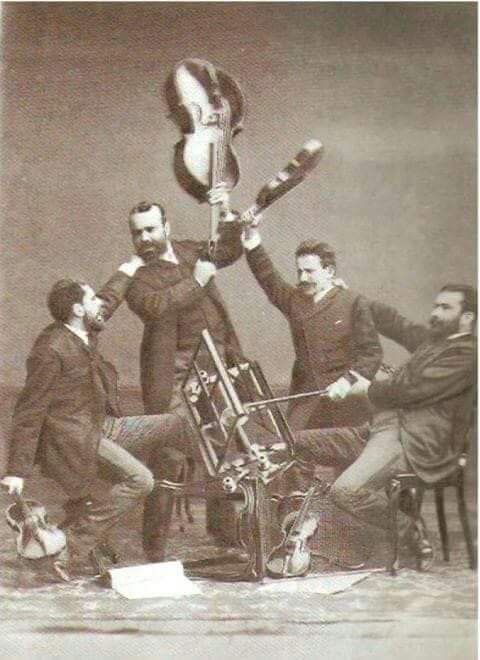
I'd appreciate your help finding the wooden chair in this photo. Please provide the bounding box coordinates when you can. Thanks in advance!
[387,415,476,576]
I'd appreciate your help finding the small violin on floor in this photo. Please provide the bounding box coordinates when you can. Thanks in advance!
[266,486,318,579]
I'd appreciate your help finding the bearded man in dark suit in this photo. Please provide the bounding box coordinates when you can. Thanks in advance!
[122,188,243,416]
[1,273,191,578]
[106,187,243,545]
[291,284,476,568]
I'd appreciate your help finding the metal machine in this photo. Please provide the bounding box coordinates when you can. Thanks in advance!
[173,329,327,581]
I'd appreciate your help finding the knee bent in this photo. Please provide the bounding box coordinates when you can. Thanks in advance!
[133,469,155,496]
[330,480,356,512]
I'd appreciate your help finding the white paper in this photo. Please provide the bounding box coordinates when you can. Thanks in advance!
[259,570,374,594]
[108,560,201,599]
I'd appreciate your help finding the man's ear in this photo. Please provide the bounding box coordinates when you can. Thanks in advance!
[327,265,336,278]
[461,310,475,329]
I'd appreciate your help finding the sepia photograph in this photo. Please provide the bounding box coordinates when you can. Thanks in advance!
[0,2,476,658]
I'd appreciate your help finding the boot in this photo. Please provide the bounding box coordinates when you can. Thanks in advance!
[142,486,176,563]
[143,446,187,562]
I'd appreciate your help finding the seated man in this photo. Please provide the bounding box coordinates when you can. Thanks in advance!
[289,284,476,569]
[1,273,191,579]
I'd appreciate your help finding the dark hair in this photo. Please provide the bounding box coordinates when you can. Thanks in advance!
[47,279,86,323]
[440,284,477,319]
[129,202,167,225]
[295,240,336,270]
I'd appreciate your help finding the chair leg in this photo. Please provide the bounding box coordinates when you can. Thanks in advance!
[388,479,401,576]
[434,487,449,562]
[409,485,424,571]
[456,477,477,570]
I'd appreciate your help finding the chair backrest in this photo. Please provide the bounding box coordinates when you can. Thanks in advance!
[455,386,476,460]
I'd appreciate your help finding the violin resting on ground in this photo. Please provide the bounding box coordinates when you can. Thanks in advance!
[266,486,318,579]
[166,58,245,202]
[5,496,66,560]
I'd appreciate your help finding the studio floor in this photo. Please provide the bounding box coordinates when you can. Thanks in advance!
[0,386,476,659]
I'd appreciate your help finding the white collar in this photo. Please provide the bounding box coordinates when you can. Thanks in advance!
[64,323,89,346]
[158,241,179,264]
[447,331,471,340]
[313,284,335,303]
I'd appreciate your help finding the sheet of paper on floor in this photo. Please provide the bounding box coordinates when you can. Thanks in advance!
[260,570,375,594]
[108,560,202,599]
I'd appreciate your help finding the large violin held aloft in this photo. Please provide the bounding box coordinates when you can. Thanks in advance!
[166,58,245,203]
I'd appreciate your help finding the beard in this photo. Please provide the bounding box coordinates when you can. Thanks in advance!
[85,309,106,332]
[136,240,168,262]
[429,317,460,340]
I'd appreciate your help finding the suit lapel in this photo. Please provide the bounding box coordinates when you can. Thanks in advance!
[293,286,341,321]
[409,336,469,373]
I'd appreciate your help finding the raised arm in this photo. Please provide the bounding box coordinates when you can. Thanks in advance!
[369,299,429,353]
[368,342,474,410]
[243,230,294,316]
[349,295,384,380]
[126,260,216,322]
[212,219,243,269]
[207,184,243,269]
[97,255,146,321]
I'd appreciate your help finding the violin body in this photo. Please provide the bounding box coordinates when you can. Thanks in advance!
[6,497,66,560]
[266,487,318,579]
[240,140,323,227]
[166,58,245,202]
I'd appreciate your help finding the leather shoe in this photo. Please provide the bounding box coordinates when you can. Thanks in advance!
[404,517,435,571]
[89,542,120,577]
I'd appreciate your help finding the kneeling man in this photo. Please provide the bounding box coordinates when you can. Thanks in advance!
[1,275,191,578]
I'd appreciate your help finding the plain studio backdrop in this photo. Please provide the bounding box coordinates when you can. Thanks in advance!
[1,2,476,393]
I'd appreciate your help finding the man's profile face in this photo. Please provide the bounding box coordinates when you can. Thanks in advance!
[130,205,169,261]
[296,254,334,297]
[80,285,105,330]
[429,291,465,339]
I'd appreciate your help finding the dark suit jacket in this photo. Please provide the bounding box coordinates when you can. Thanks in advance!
[123,223,243,414]
[246,245,383,428]
[368,301,475,483]
[8,273,129,498]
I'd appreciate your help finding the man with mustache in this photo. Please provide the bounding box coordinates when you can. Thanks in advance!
[242,229,383,431]
[288,284,476,569]
[1,270,191,579]
[111,187,244,545]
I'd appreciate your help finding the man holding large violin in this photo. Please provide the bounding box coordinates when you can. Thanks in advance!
[102,186,244,545]
[117,186,243,417]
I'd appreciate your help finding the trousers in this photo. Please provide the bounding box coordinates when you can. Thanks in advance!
[294,410,412,538]
[65,412,190,561]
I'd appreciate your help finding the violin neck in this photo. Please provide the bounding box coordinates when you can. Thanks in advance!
[284,486,316,544]
[15,493,31,519]
[208,142,221,252]
[208,99,233,254]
